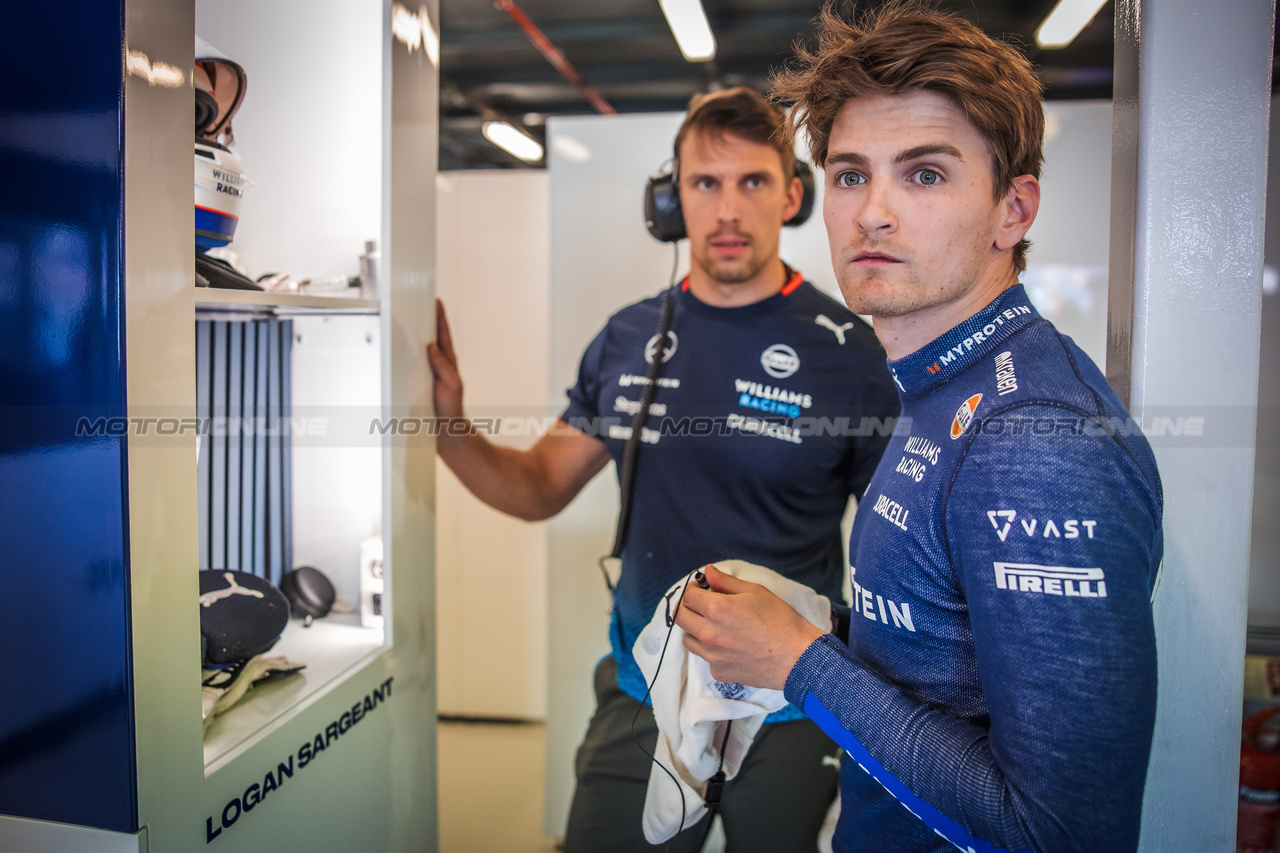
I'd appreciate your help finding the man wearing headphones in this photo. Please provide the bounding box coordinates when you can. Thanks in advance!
[428,87,898,851]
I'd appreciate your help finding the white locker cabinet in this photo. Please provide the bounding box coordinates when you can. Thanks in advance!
[0,0,441,850]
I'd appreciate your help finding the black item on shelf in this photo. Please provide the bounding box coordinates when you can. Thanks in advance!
[280,565,336,626]
[199,569,290,664]
[195,252,263,290]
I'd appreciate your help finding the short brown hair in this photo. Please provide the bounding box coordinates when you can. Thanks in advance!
[674,86,796,179]
[774,2,1044,271]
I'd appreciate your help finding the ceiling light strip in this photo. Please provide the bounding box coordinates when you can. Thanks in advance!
[1035,0,1109,48]
[659,0,717,62]
[483,121,544,162]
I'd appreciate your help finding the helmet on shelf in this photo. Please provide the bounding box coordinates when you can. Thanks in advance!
[194,37,250,254]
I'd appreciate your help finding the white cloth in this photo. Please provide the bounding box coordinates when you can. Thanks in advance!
[201,655,304,736]
[632,559,832,844]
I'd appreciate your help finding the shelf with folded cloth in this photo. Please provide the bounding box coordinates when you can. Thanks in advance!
[201,613,386,774]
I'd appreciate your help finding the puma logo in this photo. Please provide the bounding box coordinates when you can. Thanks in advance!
[815,314,854,345]
[200,572,265,607]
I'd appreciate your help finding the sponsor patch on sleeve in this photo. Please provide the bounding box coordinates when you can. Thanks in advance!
[950,393,982,440]
[993,562,1107,598]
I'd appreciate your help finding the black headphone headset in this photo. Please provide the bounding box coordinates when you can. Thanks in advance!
[643,159,816,243]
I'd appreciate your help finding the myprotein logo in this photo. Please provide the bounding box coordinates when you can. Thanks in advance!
[644,330,678,365]
[761,344,800,379]
[994,563,1107,598]
[950,393,982,440]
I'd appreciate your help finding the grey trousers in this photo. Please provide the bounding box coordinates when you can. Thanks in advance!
[563,657,840,853]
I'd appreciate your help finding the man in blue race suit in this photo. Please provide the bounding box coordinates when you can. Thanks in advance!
[428,87,899,851]
[676,6,1163,853]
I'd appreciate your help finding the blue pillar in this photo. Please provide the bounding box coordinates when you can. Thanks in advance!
[0,0,138,833]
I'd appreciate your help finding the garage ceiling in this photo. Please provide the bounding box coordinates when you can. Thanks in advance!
[437,0,1263,170]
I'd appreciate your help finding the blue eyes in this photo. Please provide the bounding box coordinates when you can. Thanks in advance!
[833,169,943,187]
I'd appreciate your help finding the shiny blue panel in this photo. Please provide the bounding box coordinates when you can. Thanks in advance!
[0,0,138,833]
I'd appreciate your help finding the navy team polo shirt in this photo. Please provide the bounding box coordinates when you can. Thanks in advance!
[562,273,900,720]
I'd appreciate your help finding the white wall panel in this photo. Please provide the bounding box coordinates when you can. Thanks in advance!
[435,171,551,719]
[291,315,383,609]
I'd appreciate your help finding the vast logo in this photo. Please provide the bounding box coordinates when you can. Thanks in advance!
[761,343,800,378]
[927,362,941,375]
[987,509,1098,542]
[200,572,265,608]
[815,314,854,344]
[950,393,982,439]
[644,330,678,364]
[994,562,1107,598]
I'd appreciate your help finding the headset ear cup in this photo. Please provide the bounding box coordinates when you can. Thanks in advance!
[644,168,686,243]
[785,161,816,228]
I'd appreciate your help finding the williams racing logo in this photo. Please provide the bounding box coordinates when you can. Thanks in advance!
[644,331,678,365]
[994,563,1107,598]
[760,344,800,378]
[950,393,982,439]
[734,379,812,418]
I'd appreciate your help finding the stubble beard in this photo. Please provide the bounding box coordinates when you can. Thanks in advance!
[693,240,767,286]
[837,268,926,319]
[837,239,993,321]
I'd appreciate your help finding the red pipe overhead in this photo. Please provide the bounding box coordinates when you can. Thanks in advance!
[494,0,618,115]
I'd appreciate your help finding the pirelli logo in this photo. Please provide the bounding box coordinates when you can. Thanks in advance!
[993,563,1107,598]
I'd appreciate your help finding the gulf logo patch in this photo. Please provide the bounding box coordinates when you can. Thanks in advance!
[950,393,982,440]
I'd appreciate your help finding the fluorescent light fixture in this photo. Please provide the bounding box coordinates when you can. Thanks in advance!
[659,0,716,62]
[483,121,544,162]
[1035,0,1108,49]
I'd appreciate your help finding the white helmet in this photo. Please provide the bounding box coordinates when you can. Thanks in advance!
[194,37,250,252]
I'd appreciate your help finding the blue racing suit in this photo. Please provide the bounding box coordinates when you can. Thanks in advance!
[784,283,1163,853]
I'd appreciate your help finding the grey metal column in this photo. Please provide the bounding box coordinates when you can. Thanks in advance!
[1108,1,1275,849]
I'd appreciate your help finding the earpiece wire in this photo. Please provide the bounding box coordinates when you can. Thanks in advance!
[631,566,699,852]
[627,243,703,851]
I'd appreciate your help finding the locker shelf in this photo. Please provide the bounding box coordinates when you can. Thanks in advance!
[195,289,379,315]
[202,615,386,774]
